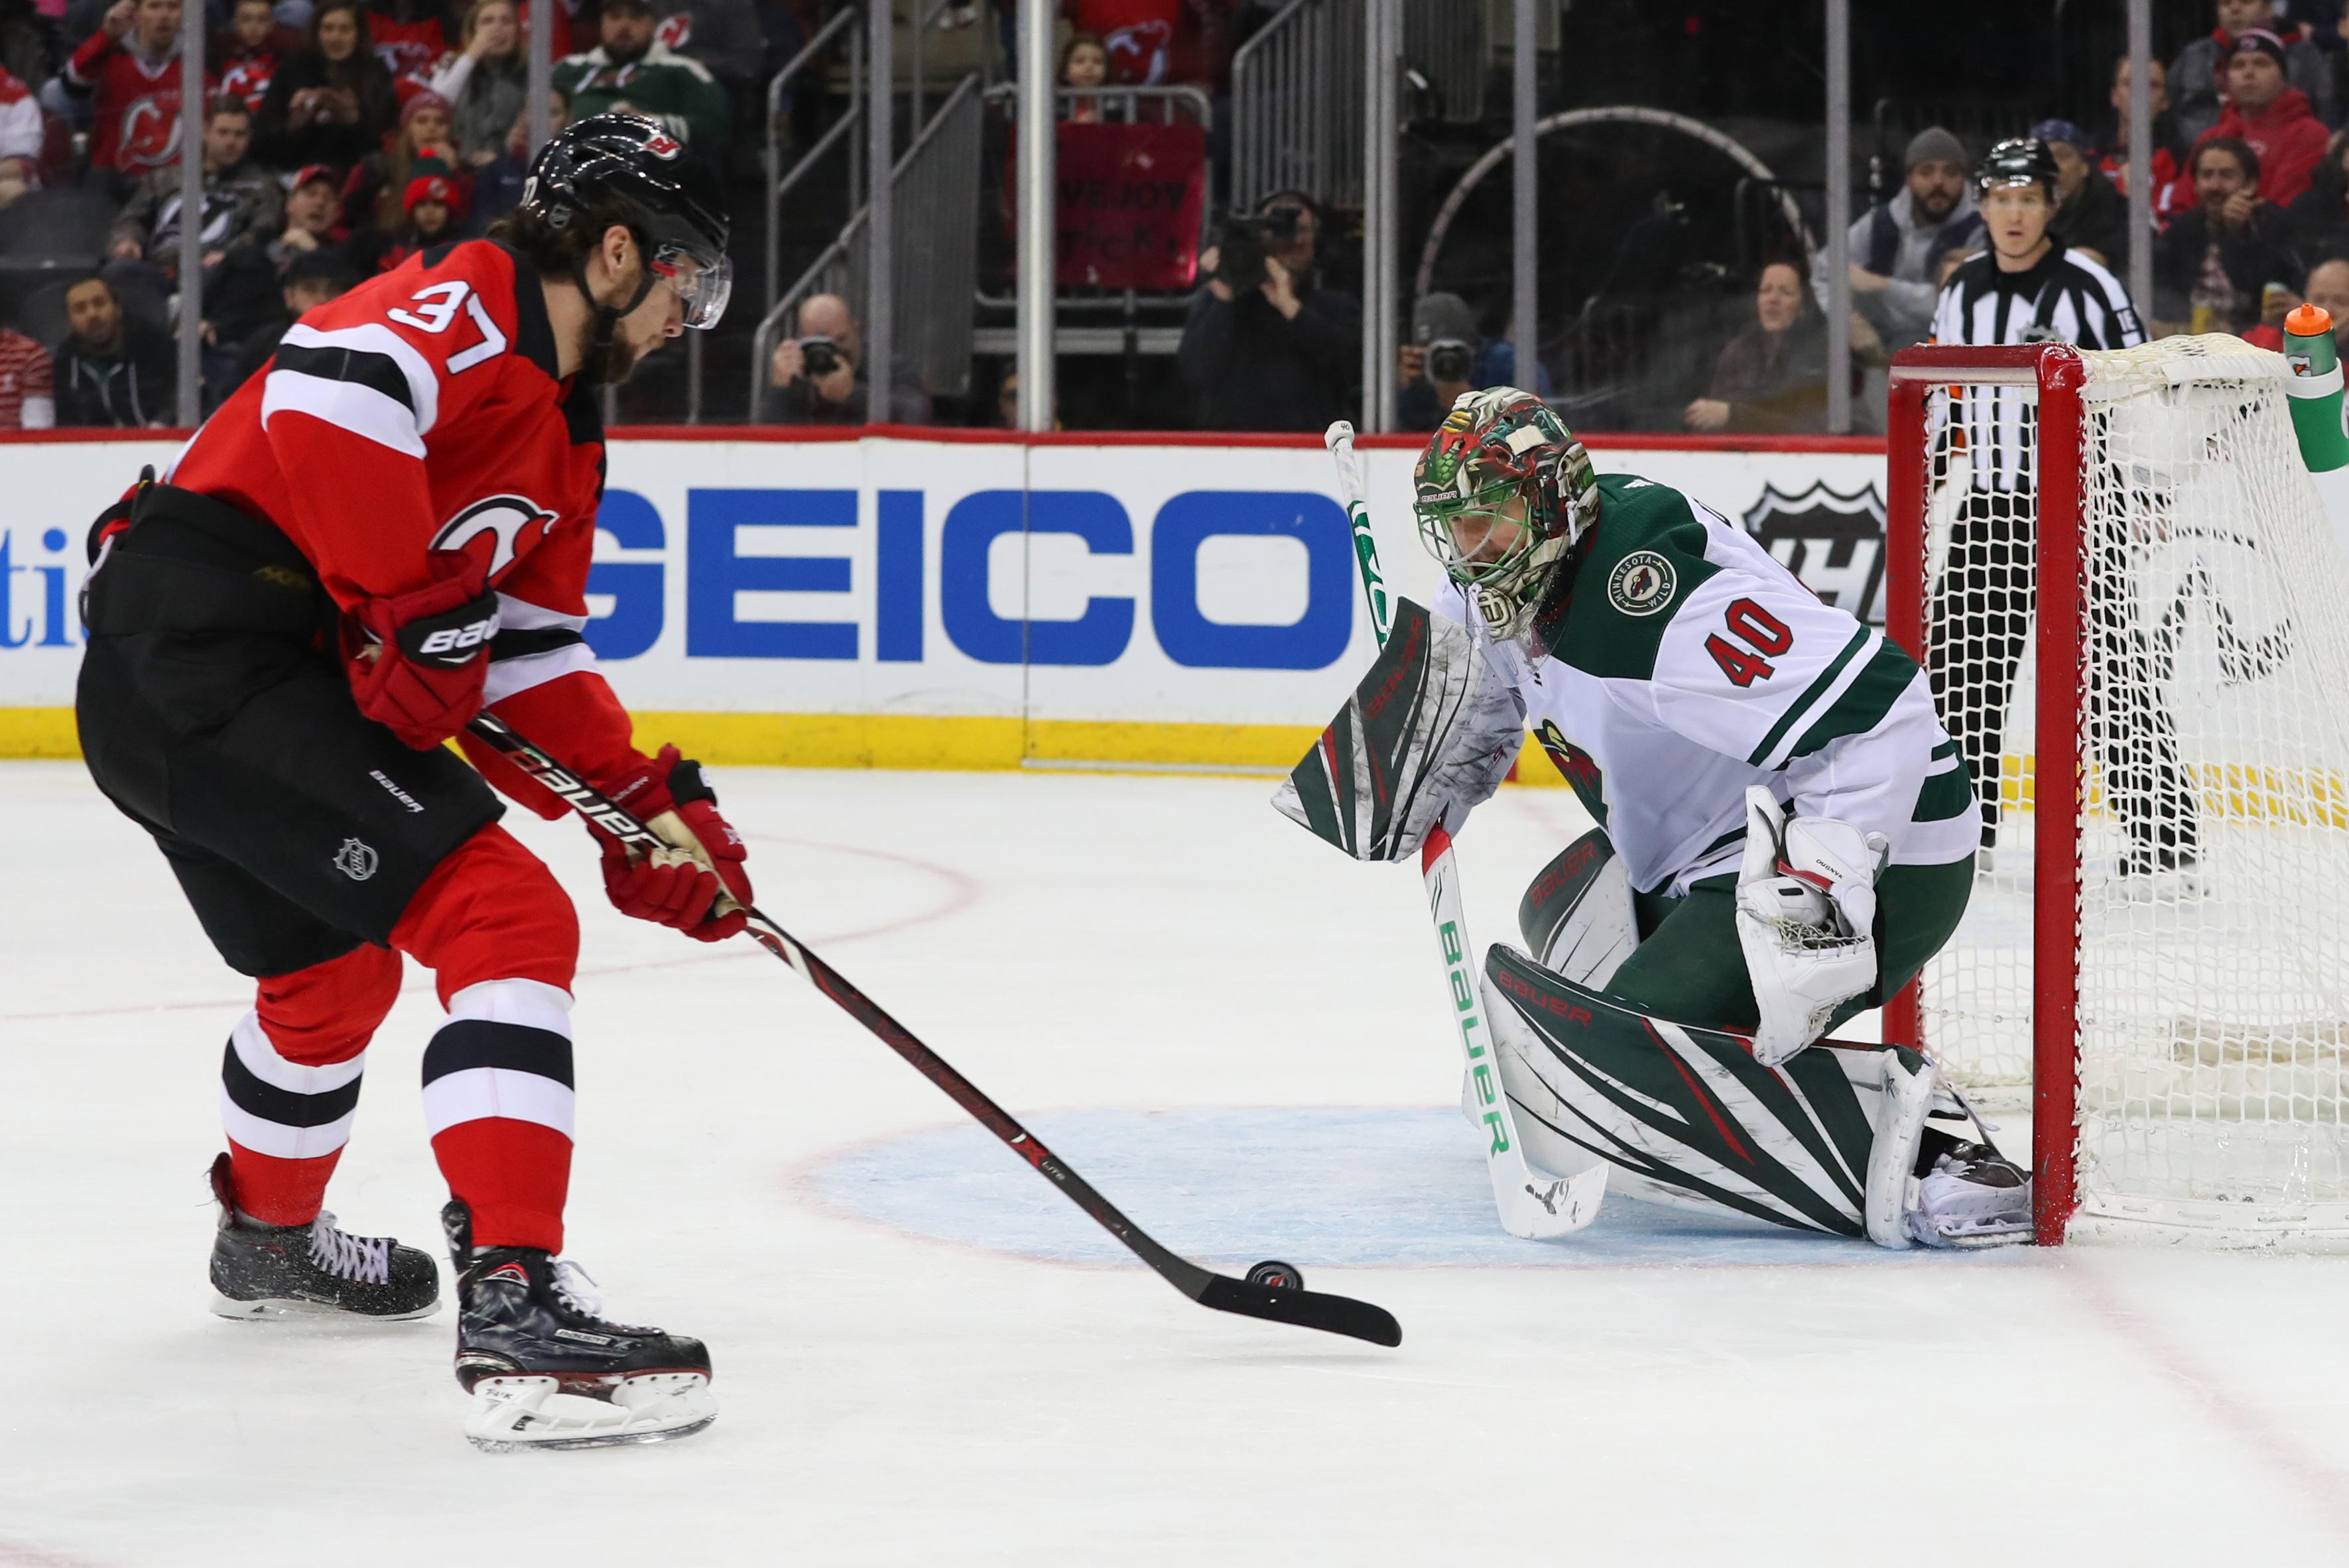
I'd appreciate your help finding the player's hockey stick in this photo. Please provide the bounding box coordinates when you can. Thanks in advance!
[1322,422,1605,1238]
[462,711,1403,1349]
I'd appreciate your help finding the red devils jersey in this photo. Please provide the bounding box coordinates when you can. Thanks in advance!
[67,36,217,172]
[168,238,641,812]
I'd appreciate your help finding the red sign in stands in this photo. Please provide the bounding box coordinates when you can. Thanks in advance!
[1048,121,1205,291]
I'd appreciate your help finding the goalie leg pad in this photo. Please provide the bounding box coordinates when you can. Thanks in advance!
[1484,943,1966,1248]
[1517,827,1640,986]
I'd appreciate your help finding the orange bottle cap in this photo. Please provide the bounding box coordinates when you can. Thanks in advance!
[2286,302,2334,336]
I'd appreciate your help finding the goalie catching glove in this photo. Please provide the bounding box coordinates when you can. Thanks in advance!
[1733,786,1889,1066]
[595,745,751,941]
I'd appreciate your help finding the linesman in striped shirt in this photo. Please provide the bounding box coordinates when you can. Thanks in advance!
[1926,137,2197,880]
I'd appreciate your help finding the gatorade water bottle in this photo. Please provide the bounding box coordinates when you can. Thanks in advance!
[2284,304,2349,558]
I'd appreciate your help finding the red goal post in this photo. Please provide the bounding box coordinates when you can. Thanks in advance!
[1886,343,2087,1244]
[1885,336,2349,1248]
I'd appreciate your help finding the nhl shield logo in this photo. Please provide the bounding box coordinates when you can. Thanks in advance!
[1741,480,1888,623]
[333,838,379,881]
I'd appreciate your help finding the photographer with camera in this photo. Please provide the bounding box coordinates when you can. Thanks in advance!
[1395,291,1551,430]
[1177,190,1359,432]
[764,292,928,425]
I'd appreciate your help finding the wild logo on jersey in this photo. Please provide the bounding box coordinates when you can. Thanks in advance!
[1605,550,1675,616]
[1535,720,1606,825]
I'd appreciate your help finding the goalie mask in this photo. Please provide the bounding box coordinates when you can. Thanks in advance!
[1412,388,1598,640]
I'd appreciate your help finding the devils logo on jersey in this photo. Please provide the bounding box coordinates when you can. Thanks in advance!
[433,495,559,577]
[117,92,184,172]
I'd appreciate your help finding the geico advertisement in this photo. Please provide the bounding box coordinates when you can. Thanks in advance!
[0,436,1889,721]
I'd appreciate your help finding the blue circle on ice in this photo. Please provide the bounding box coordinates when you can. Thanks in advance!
[806,1107,1964,1269]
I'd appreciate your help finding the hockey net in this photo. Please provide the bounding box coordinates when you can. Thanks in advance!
[1887,336,2349,1245]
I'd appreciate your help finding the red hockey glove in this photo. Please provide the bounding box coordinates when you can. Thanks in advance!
[597,745,752,942]
[346,554,499,750]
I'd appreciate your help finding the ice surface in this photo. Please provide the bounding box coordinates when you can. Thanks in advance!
[5,760,2349,1565]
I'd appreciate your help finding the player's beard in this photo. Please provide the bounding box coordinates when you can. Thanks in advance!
[594,331,643,387]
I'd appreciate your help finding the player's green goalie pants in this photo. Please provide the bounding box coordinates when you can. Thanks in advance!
[1606,855,1976,1036]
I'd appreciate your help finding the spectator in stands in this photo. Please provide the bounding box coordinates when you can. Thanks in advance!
[255,0,401,171]
[2169,0,2331,148]
[204,161,349,346]
[0,62,40,208]
[1178,190,1357,432]
[2287,128,2349,256]
[1064,0,1176,84]
[366,0,457,80]
[653,0,763,95]
[470,84,564,221]
[0,324,54,428]
[64,0,214,184]
[107,97,282,280]
[231,248,356,387]
[357,90,462,230]
[349,164,463,272]
[426,0,529,168]
[2097,54,2185,204]
[2154,137,2303,334]
[1060,0,1230,90]
[219,0,302,111]
[1825,127,1981,357]
[764,291,928,424]
[53,276,174,426]
[2303,255,2349,349]
[2185,30,2330,208]
[1683,261,1834,435]
[1060,31,1108,121]
[2035,118,2131,269]
[1395,291,1549,431]
[554,0,728,151]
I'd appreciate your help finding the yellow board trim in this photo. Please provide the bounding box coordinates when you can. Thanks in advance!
[36,713,2327,824]
[0,707,79,758]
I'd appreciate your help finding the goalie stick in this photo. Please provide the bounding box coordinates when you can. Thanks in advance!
[1322,421,1606,1238]
[464,711,1403,1350]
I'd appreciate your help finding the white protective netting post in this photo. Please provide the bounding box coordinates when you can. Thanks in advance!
[1893,335,2349,1244]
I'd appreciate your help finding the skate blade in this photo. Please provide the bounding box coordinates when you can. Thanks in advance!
[209,1291,440,1323]
[464,1372,717,1453]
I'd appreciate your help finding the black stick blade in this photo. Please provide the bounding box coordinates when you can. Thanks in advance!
[1196,1276,1403,1347]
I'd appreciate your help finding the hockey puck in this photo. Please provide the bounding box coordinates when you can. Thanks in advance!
[1245,1260,1304,1291]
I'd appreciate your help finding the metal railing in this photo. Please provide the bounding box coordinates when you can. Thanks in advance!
[974,84,1214,314]
[1232,0,1365,210]
[1406,0,1488,124]
[749,75,985,422]
[764,3,865,316]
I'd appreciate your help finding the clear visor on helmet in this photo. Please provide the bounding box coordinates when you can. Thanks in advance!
[650,243,731,330]
[1413,479,1537,588]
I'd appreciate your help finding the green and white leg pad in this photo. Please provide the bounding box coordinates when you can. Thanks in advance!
[1481,943,2029,1248]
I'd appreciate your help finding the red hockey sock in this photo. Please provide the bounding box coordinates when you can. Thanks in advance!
[394,825,581,1252]
[223,945,403,1227]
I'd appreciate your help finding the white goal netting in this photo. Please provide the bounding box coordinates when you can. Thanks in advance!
[1909,336,2349,1242]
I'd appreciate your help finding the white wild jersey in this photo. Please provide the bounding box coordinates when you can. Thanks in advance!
[1438,473,1980,895]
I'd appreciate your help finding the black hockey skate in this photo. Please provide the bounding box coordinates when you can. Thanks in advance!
[207,1154,440,1321]
[444,1199,716,1452]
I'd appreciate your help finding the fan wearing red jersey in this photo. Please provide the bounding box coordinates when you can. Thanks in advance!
[74,114,740,1452]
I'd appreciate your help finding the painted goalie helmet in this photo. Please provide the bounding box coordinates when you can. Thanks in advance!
[1412,387,1599,638]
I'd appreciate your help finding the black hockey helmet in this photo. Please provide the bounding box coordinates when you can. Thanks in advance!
[1975,137,2059,202]
[520,112,731,330]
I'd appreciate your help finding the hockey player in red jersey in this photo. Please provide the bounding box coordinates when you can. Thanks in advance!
[75,114,741,1451]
